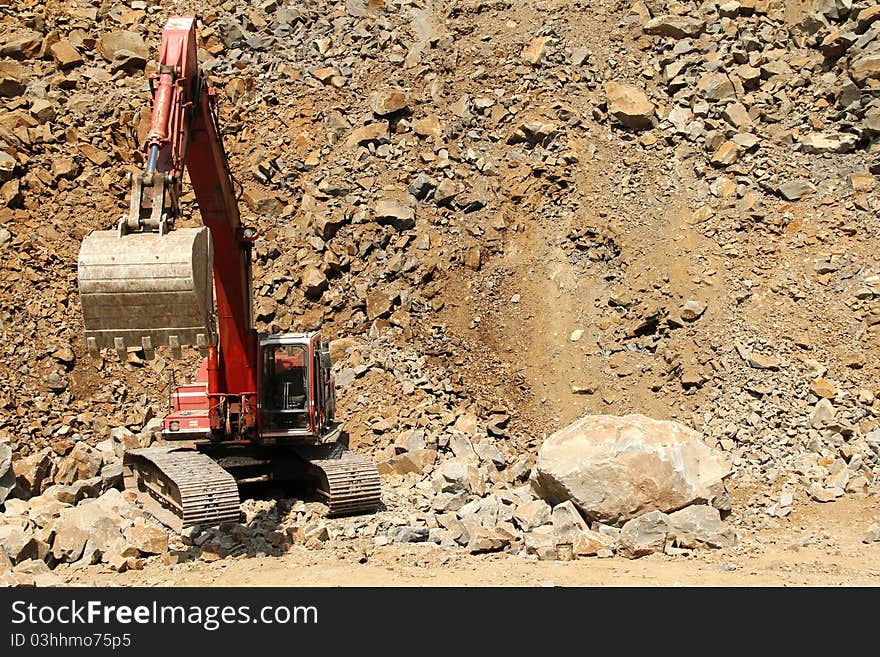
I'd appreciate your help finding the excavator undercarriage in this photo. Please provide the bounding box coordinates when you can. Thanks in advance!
[124,438,382,532]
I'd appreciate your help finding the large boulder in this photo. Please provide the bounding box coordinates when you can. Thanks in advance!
[531,414,731,525]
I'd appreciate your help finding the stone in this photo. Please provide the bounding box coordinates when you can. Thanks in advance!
[0,442,14,503]
[618,510,671,559]
[300,264,328,299]
[524,525,557,560]
[0,30,42,59]
[434,178,458,205]
[449,432,478,462]
[390,525,427,543]
[514,499,552,531]
[680,300,707,322]
[531,414,731,525]
[124,520,167,555]
[643,15,706,38]
[800,132,858,154]
[96,31,148,63]
[433,461,484,496]
[667,505,735,549]
[808,482,840,502]
[810,398,836,427]
[13,448,55,498]
[697,72,736,102]
[474,441,506,468]
[850,53,880,84]
[810,378,837,399]
[50,41,83,69]
[864,523,880,543]
[605,81,655,131]
[345,122,389,148]
[749,352,781,370]
[30,98,56,123]
[374,197,415,232]
[711,141,740,167]
[51,489,135,564]
[366,288,395,320]
[522,36,551,65]
[549,501,611,555]
[412,114,443,141]
[722,102,752,130]
[55,442,103,485]
[0,524,44,564]
[370,89,409,116]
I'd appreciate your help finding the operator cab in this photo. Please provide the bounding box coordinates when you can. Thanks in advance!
[259,332,335,439]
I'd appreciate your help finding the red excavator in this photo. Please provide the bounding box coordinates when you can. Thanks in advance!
[76,17,380,531]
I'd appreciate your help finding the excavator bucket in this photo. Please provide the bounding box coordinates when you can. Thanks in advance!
[77,227,215,359]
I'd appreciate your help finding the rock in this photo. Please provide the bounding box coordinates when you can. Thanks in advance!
[449,433,478,462]
[412,114,443,141]
[864,523,880,543]
[778,179,816,201]
[49,41,83,69]
[124,520,168,555]
[345,122,389,148]
[531,414,731,525]
[51,489,135,564]
[808,482,841,502]
[13,448,55,498]
[391,526,428,542]
[408,173,436,199]
[810,378,837,399]
[475,441,506,467]
[850,53,880,84]
[643,15,706,38]
[722,104,752,131]
[810,398,836,427]
[379,449,436,475]
[374,197,415,232]
[0,442,14,503]
[30,98,56,123]
[522,36,550,65]
[55,442,103,485]
[300,264,328,299]
[549,500,611,556]
[0,524,45,564]
[433,461,484,496]
[366,288,395,320]
[513,499,552,531]
[370,89,409,116]
[697,72,736,102]
[605,81,655,131]
[0,30,42,59]
[711,141,740,167]
[680,300,707,322]
[617,510,671,559]
[507,120,558,146]
[746,352,781,370]
[667,505,735,549]
[800,132,858,154]
[524,525,557,560]
[96,31,148,63]
[434,178,458,205]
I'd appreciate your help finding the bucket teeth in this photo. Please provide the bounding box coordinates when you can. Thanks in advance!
[77,227,215,358]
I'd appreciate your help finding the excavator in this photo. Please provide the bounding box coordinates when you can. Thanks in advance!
[76,17,381,532]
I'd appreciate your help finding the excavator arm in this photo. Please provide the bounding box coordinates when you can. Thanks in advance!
[77,17,258,406]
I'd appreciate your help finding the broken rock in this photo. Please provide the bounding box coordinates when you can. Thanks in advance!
[605,81,655,131]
